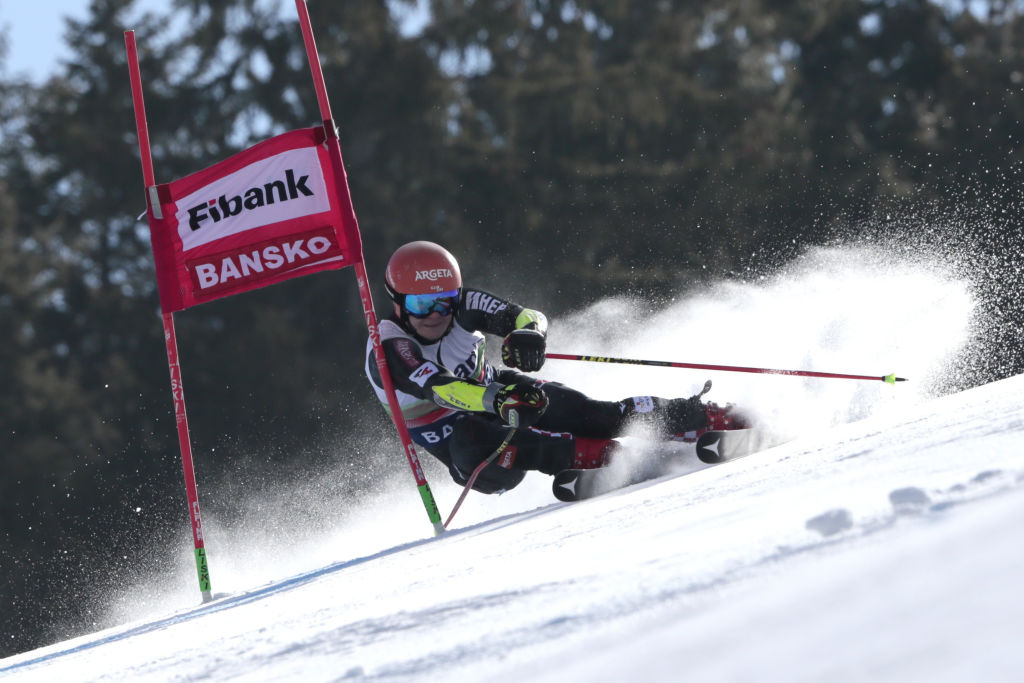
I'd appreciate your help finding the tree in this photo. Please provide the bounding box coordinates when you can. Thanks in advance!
[0,0,457,655]
[4,0,1024,658]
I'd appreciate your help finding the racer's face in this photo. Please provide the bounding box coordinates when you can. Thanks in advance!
[396,303,451,341]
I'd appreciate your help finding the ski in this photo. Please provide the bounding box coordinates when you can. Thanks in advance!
[695,428,768,464]
[553,429,770,502]
[552,456,674,503]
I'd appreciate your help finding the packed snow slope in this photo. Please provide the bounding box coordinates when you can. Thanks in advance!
[3,246,1023,681]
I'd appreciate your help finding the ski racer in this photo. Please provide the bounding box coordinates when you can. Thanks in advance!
[365,240,749,494]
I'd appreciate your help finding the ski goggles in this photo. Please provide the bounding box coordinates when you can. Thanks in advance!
[403,290,460,318]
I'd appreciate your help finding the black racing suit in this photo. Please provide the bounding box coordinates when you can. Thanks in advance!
[365,288,705,493]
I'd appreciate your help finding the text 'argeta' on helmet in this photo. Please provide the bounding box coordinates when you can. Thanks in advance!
[384,241,462,316]
[385,241,462,298]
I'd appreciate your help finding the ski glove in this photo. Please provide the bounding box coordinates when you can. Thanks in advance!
[493,383,548,428]
[502,329,546,372]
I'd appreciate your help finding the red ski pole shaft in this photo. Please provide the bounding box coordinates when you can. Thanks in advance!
[444,429,515,529]
[545,353,907,384]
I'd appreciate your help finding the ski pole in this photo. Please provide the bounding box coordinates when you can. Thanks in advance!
[444,428,516,529]
[545,353,906,384]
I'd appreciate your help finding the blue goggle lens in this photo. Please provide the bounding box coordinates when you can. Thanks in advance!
[404,290,460,318]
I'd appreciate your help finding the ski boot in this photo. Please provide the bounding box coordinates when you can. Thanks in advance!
[572,437,620,469]
[673,401,753,442]
[668,381,751,442]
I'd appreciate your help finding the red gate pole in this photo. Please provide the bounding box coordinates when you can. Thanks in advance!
[293,0,445,533]
[125,31,213,600]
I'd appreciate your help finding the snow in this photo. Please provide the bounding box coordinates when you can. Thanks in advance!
[3,246,1023,681]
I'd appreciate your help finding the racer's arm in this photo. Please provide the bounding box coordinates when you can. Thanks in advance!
[457,288,548,337]
[458,288,548,372]
[380,336,546,426]
[429,373,547,428]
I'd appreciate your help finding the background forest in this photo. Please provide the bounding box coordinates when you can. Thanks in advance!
[2,0,1023,657]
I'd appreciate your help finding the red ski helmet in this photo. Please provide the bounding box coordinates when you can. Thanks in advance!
[384,241,462,300]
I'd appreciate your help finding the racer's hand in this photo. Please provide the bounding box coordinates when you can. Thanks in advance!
[501,329,546,372]
[493,383,548,428]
